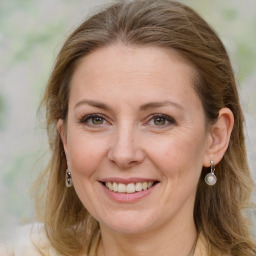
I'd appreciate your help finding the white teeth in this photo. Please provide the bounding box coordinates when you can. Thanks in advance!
[147,182,153,188]
[127,183,136,193]
[135,182,142,192]
[106,182,113,190]
[113,182,118,192]
[142,182,147,190]
[104,181,155,193]
[118,183,127,193]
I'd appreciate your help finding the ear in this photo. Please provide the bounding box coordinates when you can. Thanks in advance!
[57,119,69,161]
[203,108,234,167]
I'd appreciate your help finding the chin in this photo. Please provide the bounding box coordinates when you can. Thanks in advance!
[98,210,158,235]
[105,222,151,235]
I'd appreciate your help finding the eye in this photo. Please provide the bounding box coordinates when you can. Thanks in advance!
[90,116,104,125]
[147,114,176,127]
[80,114,108,126]
[153,117,167,126]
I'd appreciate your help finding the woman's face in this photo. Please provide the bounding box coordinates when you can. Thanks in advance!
[60,45,211,235]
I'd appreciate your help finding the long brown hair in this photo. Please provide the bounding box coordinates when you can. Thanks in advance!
[37,0,256,255]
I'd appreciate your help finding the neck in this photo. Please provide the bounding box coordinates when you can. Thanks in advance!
[97,212,197,256]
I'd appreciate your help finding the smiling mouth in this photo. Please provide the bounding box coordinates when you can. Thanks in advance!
[102,181,159,193]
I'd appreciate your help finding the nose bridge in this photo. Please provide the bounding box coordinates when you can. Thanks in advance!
[108,121,144,168]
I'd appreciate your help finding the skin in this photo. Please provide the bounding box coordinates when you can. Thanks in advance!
[58,45,234,256]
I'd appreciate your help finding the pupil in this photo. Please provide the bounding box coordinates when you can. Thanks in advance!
[154,117,165,125]
[92,117,103,125]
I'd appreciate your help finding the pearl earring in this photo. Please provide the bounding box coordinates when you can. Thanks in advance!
[66,167,73,187]
[205,160,217,186]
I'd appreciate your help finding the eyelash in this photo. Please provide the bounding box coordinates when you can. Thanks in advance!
[146,114,176,127]
[79,113,176,128]
[80,113,109,127]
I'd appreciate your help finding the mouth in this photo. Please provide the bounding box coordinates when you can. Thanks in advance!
[101,181,159,194]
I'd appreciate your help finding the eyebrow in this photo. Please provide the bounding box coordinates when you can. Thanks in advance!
[139,101,184,111]
[75,99,111,110]
[74,99,184,111]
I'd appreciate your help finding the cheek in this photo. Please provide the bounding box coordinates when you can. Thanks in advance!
[146,131,206,179]
[67,132,108,178]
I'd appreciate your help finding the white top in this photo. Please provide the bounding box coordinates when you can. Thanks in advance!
[0,223,59,256]
[0,223,225,256]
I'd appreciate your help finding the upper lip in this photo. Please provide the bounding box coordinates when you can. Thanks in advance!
[99,177,159,184]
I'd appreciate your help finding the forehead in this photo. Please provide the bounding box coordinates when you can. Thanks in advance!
[72,44,196,81]
[69,45,201,111]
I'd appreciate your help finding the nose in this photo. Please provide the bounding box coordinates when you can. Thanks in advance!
[107,125,145,169]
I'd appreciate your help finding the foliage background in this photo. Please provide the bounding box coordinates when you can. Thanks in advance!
[0,0,256,238]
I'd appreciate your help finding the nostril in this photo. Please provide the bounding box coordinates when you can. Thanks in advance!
[107,134,146,168]
[108,149,146,169]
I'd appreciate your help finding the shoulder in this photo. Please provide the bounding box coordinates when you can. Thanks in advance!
[0,223,59,256]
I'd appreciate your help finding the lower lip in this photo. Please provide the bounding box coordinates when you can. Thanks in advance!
[100,183,157,203]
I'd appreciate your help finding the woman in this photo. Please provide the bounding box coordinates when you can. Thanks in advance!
[3,0,255,255]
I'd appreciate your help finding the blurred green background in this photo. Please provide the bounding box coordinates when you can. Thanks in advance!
[0,0,256,238]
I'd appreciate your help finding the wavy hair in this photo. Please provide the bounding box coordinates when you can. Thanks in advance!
[36,0,256,255]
